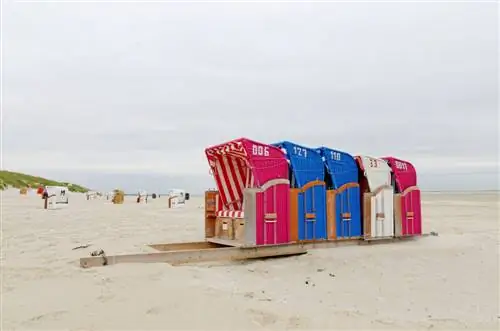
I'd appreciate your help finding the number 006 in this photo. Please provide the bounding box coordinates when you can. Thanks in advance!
[252,144,270,156]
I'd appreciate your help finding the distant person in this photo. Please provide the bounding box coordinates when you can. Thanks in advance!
[145,194,149,204]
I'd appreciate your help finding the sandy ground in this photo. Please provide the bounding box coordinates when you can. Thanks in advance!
[1,189,499,330]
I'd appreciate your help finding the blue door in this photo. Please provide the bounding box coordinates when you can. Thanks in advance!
[317,147,362,239]
[273,141,327,241]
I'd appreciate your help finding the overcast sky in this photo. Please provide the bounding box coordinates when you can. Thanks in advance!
[2,1,498,192]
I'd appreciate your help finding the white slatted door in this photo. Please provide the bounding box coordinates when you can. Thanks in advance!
[361,156,394,238]
[371,188,394,238]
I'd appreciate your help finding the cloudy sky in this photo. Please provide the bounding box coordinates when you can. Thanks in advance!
[2,1,498,192]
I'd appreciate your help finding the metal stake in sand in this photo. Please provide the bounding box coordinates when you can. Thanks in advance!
[43,193,56,210]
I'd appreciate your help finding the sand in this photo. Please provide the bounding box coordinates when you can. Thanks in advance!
[1,189,499,330]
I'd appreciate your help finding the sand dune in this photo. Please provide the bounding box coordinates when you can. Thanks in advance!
[2,189,498,330]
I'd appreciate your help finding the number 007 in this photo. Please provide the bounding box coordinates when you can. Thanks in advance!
[252,145,270,156]
[395,161,408,171]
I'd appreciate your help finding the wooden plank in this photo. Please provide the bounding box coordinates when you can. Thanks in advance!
[148,241,221,251]
[80,244,308,268]
[394,194,403,237]
[80,233,436,269]
[326,190,336,240]
[363,237,396,242]
[233,220,245,241]
[215,218,235,240]
[289,189,300,242]
[302,239,360,249]
[205,191,218,238]
[301,234,429,249]
[363,193,372,238]
[205,216,217,238]
[361,237,404,244]
[206,237,244,247]
[264,213,277,220]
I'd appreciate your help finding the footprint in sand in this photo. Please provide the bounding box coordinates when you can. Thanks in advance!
[247,308,278,327]
[287,316,305,328]
[97,293,115,302]
[27,310,68,322]
[2,285,15,293]
[243,292,255,299]
[373,318,396,326]
[146,306,162,315]
[332,309,364,320]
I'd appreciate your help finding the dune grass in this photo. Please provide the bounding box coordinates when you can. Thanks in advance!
[0,170,90,193]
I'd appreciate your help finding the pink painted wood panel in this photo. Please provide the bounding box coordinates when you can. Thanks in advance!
[382,156,422,237]
[401,188,422,236]
[255,182,290,245]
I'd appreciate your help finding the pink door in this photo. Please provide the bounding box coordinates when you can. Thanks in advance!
[401,188,422,236]
[255,179,290,245]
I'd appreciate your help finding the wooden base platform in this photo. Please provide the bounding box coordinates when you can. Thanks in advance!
[80,241,307,268]
[79,233,434,269]
[205,237,245,247]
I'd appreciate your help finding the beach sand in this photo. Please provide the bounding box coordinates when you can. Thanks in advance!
[2,189,499,330]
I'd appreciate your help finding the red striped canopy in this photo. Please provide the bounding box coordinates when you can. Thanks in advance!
[205,137,287,213]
